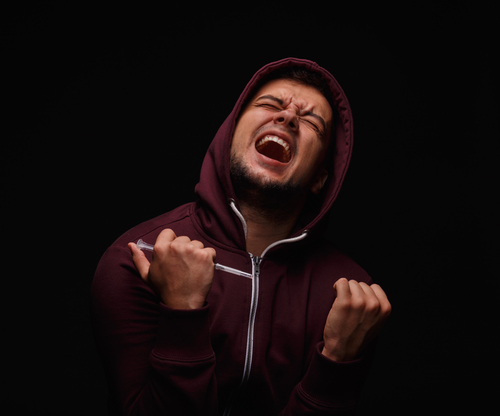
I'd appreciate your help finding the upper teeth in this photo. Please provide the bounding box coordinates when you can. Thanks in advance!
[256,135,291,155]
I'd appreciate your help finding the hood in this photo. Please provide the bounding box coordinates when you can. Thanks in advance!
[194,57,353,250]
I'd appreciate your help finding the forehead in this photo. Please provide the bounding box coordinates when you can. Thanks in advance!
[252,78,332,120]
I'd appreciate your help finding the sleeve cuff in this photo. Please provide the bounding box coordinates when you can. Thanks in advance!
[152,303,213,361]
[298,342,373,408]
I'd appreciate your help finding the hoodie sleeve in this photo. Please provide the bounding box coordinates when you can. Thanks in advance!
[279,342,374,415]
[90,245,217,416]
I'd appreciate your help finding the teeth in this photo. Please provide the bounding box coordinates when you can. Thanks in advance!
[256,135,291,158]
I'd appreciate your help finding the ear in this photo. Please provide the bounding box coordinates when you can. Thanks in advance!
[310,168,328,195]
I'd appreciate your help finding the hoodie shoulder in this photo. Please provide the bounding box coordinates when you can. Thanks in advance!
[110,202,194,249]
[308,237,372,285]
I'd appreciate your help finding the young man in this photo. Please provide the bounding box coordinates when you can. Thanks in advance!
[91,57,391,415]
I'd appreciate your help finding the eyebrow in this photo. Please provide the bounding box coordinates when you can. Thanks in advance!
[256,94,327,131]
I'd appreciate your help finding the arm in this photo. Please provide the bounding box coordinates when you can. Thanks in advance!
[90,229,218,415]
[279,278,391,415]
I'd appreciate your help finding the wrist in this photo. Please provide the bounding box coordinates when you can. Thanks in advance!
[161,292,206,310]
[321,344,354,363]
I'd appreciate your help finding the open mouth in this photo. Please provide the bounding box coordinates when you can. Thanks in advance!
[255,135,291,163]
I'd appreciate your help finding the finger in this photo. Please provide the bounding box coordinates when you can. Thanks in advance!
[157,228,177,244]
[169,237,204,255]
[173,236,192,244]
[345,280,371,309]
[188,239,205,249]
[358,281,376,297]
[128,243,151,280]
[369,284,388,302]
[204,247,217,262]
[370,284,392,315]
[333,277,351,299]
[347,279,365,297]
[356,281,384,314]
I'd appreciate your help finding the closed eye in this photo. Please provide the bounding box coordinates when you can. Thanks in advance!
[255,95,326,135]
[301,117,320,131]
[255,95,284,110]
[258,103,280,111]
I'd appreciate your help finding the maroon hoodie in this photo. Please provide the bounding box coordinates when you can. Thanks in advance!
[91,58,374,415]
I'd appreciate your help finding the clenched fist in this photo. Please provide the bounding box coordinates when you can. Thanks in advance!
[128,229,216,310]
[322,278,391,362]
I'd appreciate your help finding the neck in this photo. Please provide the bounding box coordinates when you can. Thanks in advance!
[238,200,302,257]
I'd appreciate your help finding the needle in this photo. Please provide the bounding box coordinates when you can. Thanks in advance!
[135,239,252,279]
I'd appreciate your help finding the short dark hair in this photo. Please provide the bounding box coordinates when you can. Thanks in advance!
[258,65,335,111]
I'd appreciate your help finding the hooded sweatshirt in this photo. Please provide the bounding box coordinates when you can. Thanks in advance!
[91,57,374,416]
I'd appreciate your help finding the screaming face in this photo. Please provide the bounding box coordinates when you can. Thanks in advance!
[230,78,333,201]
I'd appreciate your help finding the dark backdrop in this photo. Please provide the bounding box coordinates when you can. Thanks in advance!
[2,2,497,414]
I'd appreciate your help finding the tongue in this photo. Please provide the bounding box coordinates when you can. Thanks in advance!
[256,141,290,163]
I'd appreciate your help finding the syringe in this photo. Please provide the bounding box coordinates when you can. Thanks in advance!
[136,239,253,279]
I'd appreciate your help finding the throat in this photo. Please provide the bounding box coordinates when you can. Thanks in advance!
[229,155,308,256]
[238,201,297,257]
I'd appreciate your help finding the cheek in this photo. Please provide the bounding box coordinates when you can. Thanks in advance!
[295,139,327,180]
[232,116,252,146]
[231,120,251,155]
[232,110,270,151]
[302,138,325,163]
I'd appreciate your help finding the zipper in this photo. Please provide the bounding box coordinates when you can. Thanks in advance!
[223,200,308,415]
[223,254,261,416]
[241,254,261,385]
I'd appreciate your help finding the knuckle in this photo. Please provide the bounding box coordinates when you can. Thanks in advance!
[365,298,380,313]
[199,249,215,263]
[335,277,348,287]
[381,301,392,317]
[159,228,175,239]
[350,297,365,310]
[335,298,349,309]
[152,243,164,257]
[332,295,350,311]
[170,240,185,251]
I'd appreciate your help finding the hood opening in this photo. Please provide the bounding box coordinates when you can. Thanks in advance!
[194,58,353,248]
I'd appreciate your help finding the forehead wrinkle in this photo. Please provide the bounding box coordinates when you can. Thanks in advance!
[257,93,326,118]
[254,84,332,132]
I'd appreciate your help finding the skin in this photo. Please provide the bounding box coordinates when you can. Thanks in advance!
[230,79,332,255]
[231,79,332,198]
[128,78,391,362]
[129,229,215,310]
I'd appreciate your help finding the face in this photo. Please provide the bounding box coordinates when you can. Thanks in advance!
[230,79,333,195]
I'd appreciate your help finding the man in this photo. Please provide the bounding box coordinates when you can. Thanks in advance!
[91,57,391,415]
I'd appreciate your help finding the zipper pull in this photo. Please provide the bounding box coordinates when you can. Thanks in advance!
[252,256,261,277]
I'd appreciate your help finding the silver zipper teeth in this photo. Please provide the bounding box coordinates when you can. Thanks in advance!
[241,255,260,384]
[223,254,261,416]
[222,198,309,415]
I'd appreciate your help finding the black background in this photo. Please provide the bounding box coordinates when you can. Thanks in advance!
[2,1,498,414]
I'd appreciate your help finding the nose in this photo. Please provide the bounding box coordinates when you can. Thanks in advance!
[273,109,299,131]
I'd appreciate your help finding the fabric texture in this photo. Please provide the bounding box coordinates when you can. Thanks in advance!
[91,57,374,415]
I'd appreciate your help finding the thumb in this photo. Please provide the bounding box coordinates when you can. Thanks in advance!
[128,243,151,281]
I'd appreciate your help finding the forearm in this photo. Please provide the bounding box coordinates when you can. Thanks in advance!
[278,342,374,415]
[91,246,218,415]
[130,305,217,415]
